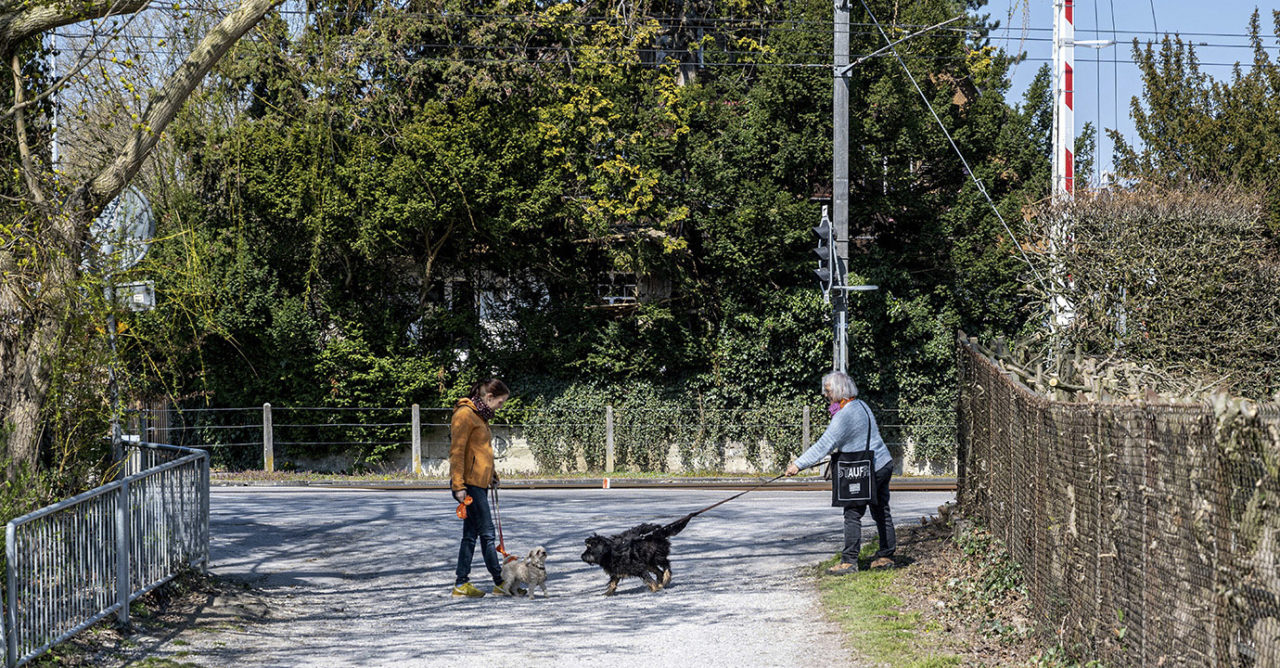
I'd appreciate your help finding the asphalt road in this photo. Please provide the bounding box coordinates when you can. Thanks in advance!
[156,487,953,667]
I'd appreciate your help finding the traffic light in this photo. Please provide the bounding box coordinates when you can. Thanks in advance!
[813,216,833,288]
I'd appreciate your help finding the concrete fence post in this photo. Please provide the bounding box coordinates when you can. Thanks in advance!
[605,405,615,473]
[411,404,422,475]
[262,403,274,473]
[802,405,811,450]
[116,481,130,626]
[200,453,210,573]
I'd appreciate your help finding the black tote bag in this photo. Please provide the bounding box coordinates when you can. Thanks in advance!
[830,402,876,507]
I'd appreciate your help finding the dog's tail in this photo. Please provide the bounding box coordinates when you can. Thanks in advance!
[650,513,693,539]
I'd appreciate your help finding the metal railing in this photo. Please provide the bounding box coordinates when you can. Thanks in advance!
[3,443,209,667]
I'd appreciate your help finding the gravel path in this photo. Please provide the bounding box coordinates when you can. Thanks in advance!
[152,487,952,667]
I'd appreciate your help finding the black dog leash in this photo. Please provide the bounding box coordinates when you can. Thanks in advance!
[652,473,787,534]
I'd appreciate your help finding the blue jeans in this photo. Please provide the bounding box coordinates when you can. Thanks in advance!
[842,464,896,563]
[454,485,503,586]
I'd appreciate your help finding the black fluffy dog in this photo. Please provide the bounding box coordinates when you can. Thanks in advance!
[581,515,691,595]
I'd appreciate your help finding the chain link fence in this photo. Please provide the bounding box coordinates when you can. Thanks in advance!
[957,333,1280,665]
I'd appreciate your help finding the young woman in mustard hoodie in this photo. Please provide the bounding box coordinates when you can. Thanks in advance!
[450,379,511,597]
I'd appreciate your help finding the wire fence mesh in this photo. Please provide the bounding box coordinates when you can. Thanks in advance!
[129,402,959,474]
[957,334,1280,665]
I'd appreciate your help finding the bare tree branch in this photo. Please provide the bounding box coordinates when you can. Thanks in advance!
[85,0,281,212]
[2,2,147,119]
[0,0,150,54]
[11,52,44,204]
[1,0,279,472]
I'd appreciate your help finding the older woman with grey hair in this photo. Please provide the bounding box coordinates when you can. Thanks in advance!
[785,370,895,575]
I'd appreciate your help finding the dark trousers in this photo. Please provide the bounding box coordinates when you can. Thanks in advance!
[841,464,896,563]
[455,485,503,586]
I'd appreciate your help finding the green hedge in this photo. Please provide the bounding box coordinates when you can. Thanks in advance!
[513,381,829,473]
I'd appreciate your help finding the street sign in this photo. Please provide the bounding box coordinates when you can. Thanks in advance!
[90,186,155,272]
[115,281,156,311]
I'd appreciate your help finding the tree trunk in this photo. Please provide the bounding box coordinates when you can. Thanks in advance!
[0,217,78,471]
[0,0,281,474]
[2,313,63,470]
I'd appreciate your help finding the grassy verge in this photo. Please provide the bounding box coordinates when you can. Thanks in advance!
[813,512,1082,667]
[816,541,962,667]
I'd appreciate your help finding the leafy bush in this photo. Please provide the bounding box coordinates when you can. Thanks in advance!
[517,383,608,472]
[949,521,1026,613]
[1031,189,1280,398]
[517,380,827,473]
[0,445,66,585]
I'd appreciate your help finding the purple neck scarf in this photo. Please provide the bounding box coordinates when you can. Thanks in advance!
[468,393,495,422]
[828,398,854,417]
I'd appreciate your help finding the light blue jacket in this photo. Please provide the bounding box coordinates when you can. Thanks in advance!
[793,399,893,473]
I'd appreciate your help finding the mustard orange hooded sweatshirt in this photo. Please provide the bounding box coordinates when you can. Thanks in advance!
[449,398,496,491]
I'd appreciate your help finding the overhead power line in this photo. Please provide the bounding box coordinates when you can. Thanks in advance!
[59,19,1280,54]
[127,2,1280,41]
[53,36,1278,71]
[857,0,1048,295]
[52,6,1280,76]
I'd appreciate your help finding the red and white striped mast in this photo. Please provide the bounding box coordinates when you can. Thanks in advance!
[1052,0,1075,197]
[1049,1,1114,332]
[1048,0,1076,333]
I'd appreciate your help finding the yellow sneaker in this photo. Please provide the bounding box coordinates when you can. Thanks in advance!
[451,582,486,598]
[492,584,526,597]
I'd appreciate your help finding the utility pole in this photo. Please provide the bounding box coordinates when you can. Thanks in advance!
[819,7,962,370]
[1048,0,1075,335]
[48,30,58,171]
[821,0,886,373]
[831,0,850,372]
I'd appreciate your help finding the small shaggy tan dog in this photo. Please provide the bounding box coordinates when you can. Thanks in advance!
[500,546,548,598]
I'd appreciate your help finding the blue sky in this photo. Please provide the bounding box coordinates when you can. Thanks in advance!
[985,1,1280,183]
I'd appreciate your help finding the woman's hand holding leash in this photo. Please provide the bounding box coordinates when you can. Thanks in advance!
[454,494,472,519]
[453,487,472,519]
[785,462,799,477]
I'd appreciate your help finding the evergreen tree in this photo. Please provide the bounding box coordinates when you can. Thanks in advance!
[131,0,1055,464]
